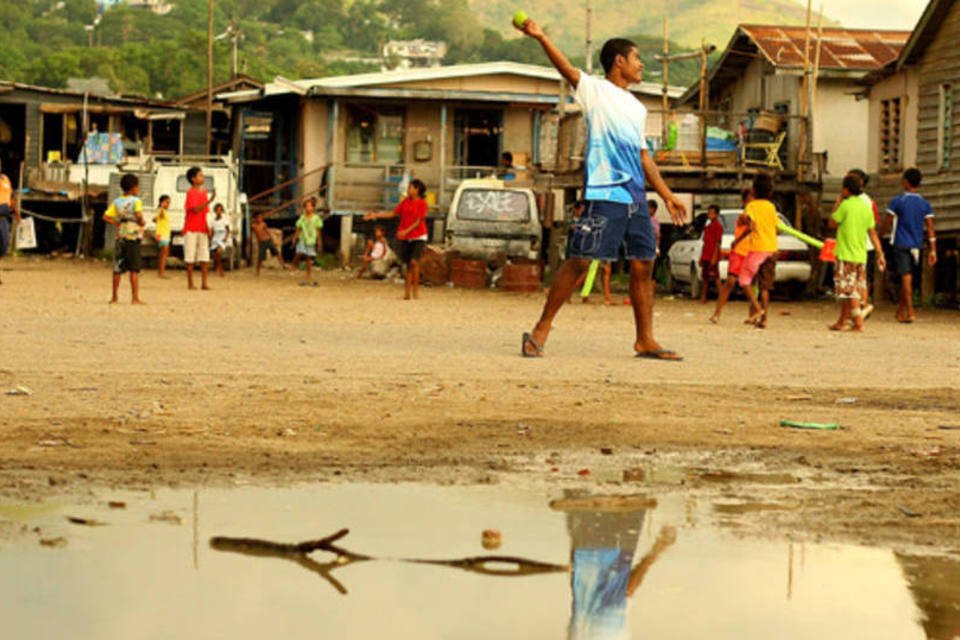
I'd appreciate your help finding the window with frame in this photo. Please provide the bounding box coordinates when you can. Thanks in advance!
[880,97,902,173]
[345,104,405,165]
[938,84,953,170]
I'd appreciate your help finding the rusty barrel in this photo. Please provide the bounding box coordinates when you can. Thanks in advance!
[501,261,543,292]
[450,258,487,289]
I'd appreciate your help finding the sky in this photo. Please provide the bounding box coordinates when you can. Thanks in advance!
[813,0,927,30]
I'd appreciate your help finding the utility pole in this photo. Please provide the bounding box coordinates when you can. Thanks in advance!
[231,22,239,78]
[585,0,593,73]
[206,0,214,154]
[661,17,669,145]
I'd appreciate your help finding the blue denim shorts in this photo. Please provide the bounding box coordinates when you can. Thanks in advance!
[569,200,656,261]
[0,216,10,257]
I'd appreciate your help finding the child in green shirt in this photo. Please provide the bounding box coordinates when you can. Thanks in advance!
[290,196,323,285]
[828,174,886,332]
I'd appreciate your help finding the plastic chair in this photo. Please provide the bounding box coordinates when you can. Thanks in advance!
[741,131,786,171]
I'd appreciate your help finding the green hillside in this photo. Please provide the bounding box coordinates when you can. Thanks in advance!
[0,0,814,99]
[470,0,829,51]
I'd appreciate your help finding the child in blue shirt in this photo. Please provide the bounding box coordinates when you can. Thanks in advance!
[884,168,937,323]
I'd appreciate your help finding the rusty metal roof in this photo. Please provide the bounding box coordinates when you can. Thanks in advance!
[740,25,910,70]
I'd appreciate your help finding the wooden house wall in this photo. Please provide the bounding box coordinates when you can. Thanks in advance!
[915,0,960,233]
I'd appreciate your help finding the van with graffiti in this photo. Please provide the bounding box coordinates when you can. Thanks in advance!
[444,179,542,261]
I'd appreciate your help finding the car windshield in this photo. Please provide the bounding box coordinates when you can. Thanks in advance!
[718,212,739,233]
[456,189,530,222]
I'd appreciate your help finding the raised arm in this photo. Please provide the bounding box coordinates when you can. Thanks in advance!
[515,19,580,89]
[641,151,687,225]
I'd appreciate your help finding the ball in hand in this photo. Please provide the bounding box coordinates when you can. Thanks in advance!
[513,11,529,28]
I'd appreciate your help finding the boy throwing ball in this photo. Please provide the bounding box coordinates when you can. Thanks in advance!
[514,15,687,359]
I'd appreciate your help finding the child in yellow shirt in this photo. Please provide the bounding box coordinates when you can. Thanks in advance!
[153,194,171,278]
[738,173,778,328]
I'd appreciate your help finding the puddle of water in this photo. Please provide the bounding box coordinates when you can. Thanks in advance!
[1,483,957,640]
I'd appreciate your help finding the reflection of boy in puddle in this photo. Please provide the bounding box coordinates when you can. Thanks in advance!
[554,498,676,639]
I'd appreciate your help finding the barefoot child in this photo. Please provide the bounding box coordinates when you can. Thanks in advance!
[104,173,145,304]
[883,168,937,323]
[210,203,230,277]
[153,194,171,278]
[738,173,778,329]
[251,212,286,276]
[290,196,323,284]
[357,226,394,279]
[364,179,429,300]
[699,204,723,303]
[183,167,214,290]
[829,174,886,331]
[711,189,752,323]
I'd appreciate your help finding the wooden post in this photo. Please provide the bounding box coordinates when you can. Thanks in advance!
[797,0,813,188]
[585,0,593,74]
[699,39,709,168]
[662,18,670,146]
[438,103,447,210]
[921,250,935,306]
[205,0,214,154]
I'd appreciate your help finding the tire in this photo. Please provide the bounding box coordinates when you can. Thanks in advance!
[784,281,805,301]
[689,263,702,299]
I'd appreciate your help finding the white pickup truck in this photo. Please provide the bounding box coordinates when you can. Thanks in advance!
[443,179,542,261]
[107,155,243,260]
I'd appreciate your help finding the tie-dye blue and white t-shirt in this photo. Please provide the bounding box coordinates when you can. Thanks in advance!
[575,73,649,205]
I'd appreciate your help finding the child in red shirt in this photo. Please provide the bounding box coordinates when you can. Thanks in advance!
[365,179,429,300]
[698,204,723,303]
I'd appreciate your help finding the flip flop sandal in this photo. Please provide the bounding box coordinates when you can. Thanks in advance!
[521,332,543,358]
[635,349,684,362]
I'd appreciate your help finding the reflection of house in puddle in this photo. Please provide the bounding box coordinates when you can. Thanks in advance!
[896,554,960,640]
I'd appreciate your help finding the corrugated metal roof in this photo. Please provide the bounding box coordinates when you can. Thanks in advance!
[740,25,910,70]
[0,79,178,108]
[218,62,685,102]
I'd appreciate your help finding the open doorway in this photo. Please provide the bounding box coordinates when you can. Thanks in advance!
[0,104,26,186]
[454,108,503,172]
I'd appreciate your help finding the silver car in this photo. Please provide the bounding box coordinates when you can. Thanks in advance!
[666,209,812,298]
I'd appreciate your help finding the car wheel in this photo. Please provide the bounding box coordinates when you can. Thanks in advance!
[689,263,702,299]
[784,281,805,300]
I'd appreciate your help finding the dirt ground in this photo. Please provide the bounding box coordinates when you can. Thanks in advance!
[1,257,959,552]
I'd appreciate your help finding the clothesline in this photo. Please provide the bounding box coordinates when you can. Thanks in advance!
[18,206,91,224]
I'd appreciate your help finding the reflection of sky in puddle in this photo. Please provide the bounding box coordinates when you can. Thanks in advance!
[0,484,956,639]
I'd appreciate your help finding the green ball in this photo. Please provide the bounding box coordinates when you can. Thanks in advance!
[513,11,528,28]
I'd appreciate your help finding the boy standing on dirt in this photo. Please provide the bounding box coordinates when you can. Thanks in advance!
[104,173,145,304]
[738,173,778,329]
[290,196,323,284]
[153,194,171,278]
[251,212,287,276]
[515,17,687,360]
[710,189,752,323]
[828,174,885,332]
[210,203,230,278]
[699,204,723,303]
[183,167,214,290]
[884,168,937,323]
